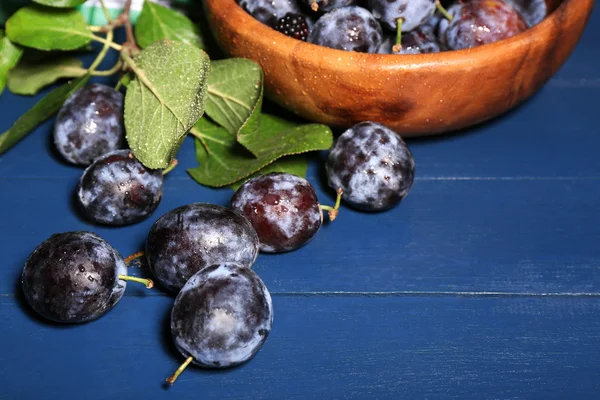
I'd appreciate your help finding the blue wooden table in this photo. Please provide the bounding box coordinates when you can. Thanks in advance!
[1,8,600,399]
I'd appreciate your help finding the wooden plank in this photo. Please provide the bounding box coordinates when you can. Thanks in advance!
[547,5,600,84]
[0,8,599,182]
[1,177,598,296]
[1,295,599,399]
[3,81,600,180]
[2,4,600,182]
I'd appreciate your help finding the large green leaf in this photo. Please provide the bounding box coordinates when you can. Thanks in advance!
[135,1,205,49]
[0,75,90,155]
[32,0,87,8]
[205,58,263,150]
[8,56,85,95]
[188,114,333,187]
[0,29,23,95]
[124,40,210,169]
[6,5,92,51]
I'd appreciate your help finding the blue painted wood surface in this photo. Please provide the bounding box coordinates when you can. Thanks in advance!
[1,6,600,400]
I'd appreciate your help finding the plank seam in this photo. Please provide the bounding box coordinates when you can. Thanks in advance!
[2,291,600,298]
[2,176,600,181]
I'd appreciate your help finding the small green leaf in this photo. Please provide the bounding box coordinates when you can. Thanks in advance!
[205,58,263,146]
[125,40,210,169]
[0,75,90,155]
[8,57,85,95]
[32,0,87,8]
[0,29,23,95]
[188,114,333,187]
[240,112,333,160]
[6,5,92,51]
[135,1,205,49]
[229,156,309,191]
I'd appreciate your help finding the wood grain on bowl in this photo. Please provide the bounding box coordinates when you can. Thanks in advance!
[203,0,593,136]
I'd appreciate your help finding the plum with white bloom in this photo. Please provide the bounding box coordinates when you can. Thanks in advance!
[77,150,163,226]
[166,263,273,384]
[146,203,259,293]
[326,122,415,212]
[54,84,125,166]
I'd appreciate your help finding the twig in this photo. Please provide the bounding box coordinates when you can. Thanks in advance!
[90,33,123,52]
[90,60,124,76]
[120,0,140,55]
[96,0,140,55]
[99,0,113,24]
[88,29,115,72]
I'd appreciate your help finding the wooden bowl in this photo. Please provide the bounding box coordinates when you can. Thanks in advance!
[202,0,594,136]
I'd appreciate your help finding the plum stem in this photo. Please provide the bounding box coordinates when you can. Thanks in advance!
[88,29,116,73]
[115,73,130,91]
[98,0,113,24]
[162,159,178,176]
[319,188,343,222]
[166,356,194,386]
[90,34,123,52]
[436,0,453,21]
[393,18,404,53]
[118,275,154,288]
[120,0,140,55]
[89,60,123,77]
[124,251,145,265]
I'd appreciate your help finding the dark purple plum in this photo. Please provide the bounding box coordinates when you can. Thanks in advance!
[424,10,443,31]
[326,122,415,212]
[308,6,383,53]
[77,150,163,226]
[305,0,356,13]
[167,262,273,383]
[236,0,303,27]
[146,203,259,293]
[424,0,454,32]
[506,0,547,27]
[274,13,310,41]
[54,83,125,166]
[231,173,326,253]
[22,231,152,323]
[439,0,528,50]
[368,0,438,32]
[378,26,442,54]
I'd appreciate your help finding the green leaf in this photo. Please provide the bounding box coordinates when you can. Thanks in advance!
[0,75,90,155]
[6,5,92,51]
[32,0,87,8]
[124,40,210,169]
[239,112,332,160]
[0,29,23,95]
[188,114,333,187]
[229,156,309,191]
[8,56,85,95]
[135,1,205,50]
[205,58,263,150]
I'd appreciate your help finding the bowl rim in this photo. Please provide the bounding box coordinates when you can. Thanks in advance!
[210,0,580,66]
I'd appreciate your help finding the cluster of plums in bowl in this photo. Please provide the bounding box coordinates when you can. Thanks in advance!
[21,81,417,383]
[236,0,547,54]
[203,0,593,135]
